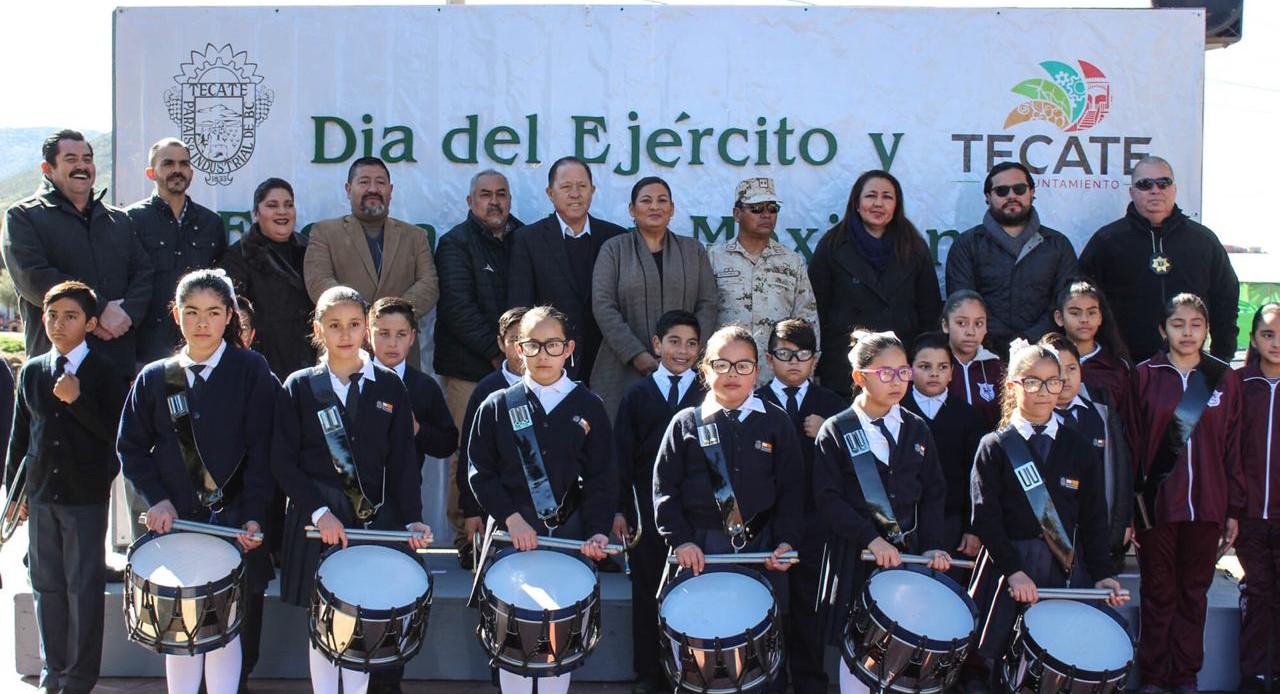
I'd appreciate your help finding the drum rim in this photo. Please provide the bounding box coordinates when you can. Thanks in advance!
[478,546,601,621]
[124,531,245,599]
[657,563,778,647]
[314,544,433,618]
[857,564,978,651]
[1012,598,1134,681]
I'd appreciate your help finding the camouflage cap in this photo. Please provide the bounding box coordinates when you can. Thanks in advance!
[735,177,780,205]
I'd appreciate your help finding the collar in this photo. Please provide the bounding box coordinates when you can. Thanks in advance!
[1079,344,1102,363]
[722,237,784,258]
[769,378,809,403]
[500,362,522,386]
[654,362,695,387]
[1011,411,1059,439]
[955,346,1002,367]
[852,402,903,428]
[177,339,227,373]
[322,349,376,382]
[374,357,407,380]
[54,341,91,373]
[911,386,948,406]
[699,393,767,421]
[523,371,576,395]
[556,212,592,238]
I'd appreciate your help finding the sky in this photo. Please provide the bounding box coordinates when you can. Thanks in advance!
[1,0,1275,251]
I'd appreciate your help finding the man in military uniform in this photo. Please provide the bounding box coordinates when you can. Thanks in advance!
[707,177,818,382]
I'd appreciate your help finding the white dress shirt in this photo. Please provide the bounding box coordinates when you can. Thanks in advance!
[1010,411,1059,441]
[769,378,810,410]
[653,363,697,404]
[523,371,577,414]
[556,212,592,239]
[53,340,91,375]
[851,402,903,465]
[176,339,227,386]
[911,387,948,420]
[699,393,767,422]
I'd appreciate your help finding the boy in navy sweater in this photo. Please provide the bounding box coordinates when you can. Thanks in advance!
[8,281,129,694]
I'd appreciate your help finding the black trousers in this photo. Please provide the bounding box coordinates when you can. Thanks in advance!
[630,508,667,684]
[29,501,108,693]
[783,522,828,694]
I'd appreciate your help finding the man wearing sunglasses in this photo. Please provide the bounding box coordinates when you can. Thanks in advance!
[946,161,1078,355]
[707,177,818,383]
[1079,156,1239,362]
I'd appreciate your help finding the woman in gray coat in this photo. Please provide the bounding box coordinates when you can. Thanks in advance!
[591,176,718,421]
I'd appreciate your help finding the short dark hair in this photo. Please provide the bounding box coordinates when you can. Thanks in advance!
[548,156,592,187]
[42,129,91,167]
[1038,332,1081,362]
[43,281,98,317]
[368,296,417,330]
[347,156,390,184]
[909,331,952,362]
[768,318,817,352]
[253,177,294,211]
[655,310,700,340]
[983,161,1034,195]
[497,307,529,341]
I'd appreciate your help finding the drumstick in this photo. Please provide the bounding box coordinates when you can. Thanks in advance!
[666,551,799,565]
[137,515,264,542]
[491,529,624,555]
[304,526,434,544]
[860,549,976,570]
[1035,587,1131,601]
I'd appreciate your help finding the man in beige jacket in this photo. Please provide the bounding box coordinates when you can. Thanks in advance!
[304,156,439,368]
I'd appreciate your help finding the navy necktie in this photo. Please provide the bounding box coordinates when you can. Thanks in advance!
[189,364,207,398]
[345,372,363,423]
[872,417,897,460]
[53,355,68,381]
[1029,424,1053,463]
[783,386,800,421]
[667,375,681,410]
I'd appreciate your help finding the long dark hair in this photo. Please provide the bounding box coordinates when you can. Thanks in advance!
[817,169,928,263]
[1054,276,1131,364]
[174,269,245,350]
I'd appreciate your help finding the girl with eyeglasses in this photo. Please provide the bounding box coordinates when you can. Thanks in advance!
[968,339,1125,685]
[466,305,616,694]
[1129,293,1243,694]
[810,329,949,694]
[653,323,801,582]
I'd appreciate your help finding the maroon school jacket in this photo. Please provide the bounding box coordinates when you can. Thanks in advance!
[1130,352,1244,526]
[1080,346,1132,414]
[1239,363,1280,520]
[948,348,1005,431]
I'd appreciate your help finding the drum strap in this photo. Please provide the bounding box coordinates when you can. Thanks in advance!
[504,382,579,529]
[696,407,751,549]
[832,410,909,549]
[308,368,379,522]
[998,427,1075,576]
[164,358,238,514]
[1136,357,1227,529]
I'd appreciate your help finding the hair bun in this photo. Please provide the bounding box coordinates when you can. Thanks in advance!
[1007,337,1032,356]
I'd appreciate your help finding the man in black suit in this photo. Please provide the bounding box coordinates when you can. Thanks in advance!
[7,281,130,694]
[506,156,626,383]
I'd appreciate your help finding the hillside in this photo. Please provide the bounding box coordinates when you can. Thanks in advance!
[0,130,113,209]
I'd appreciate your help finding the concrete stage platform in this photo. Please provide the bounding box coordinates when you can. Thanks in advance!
[7,554,1246,690]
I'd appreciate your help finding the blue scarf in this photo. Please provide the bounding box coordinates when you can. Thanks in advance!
[849,215,891,273]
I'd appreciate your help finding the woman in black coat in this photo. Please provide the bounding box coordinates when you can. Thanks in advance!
[218,178,316,379]
[808,170,942,397]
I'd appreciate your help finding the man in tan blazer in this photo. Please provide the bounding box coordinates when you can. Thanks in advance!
[304,156,439,368]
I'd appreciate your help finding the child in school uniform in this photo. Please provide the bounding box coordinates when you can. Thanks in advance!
[467,305,617,694]
[1040,332,1134,574]
[755,318,844,694]
[968,340,1126,684]
[272,286,432,694]
[236,295,257,351]
[811,329,950,694]
[1129,293,1244,694]
[902,331,987,564]
[7,281,129,694]
[941,290,1004,430]
[366,296,458,694]
[456,307,529,569]
[1052,277,1133,419]
[1237,303,1280,694]
[117,269,278,694]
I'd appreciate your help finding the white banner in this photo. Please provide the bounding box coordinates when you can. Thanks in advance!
[113,5,1205,262]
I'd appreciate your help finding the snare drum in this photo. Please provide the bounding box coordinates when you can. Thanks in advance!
[659,564,783,694]
[477,547,601,676]
[844,565,977,694]
[310,544,433,670]
[124,531,246,655]
[1001,599,1132,694]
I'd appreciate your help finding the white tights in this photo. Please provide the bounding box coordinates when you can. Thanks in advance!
[165,636,242,694]
[840,663,872,694]
[498,669,572,694]
[308,644,370,694]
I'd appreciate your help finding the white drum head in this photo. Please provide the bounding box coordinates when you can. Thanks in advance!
[483,549,596,611]
[661,571,773,639]
[318,545,430,610]
[129,532,241,587]
[1024,600,1132,672]
[868,569,974,641]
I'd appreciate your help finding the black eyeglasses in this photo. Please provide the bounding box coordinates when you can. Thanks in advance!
[770,348,815,362]
[1012,377,1065,394]
[856,366,914,383]
[741,203,780,215]
[1133,177,1174,191]
[518,339,568,357]
[990,183,1030,198]
[708,359,758,375]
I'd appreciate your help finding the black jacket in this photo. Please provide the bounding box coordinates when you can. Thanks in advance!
[809,233,941,396]
[217,225,317,378]
[433,212,523,382]
[1079,204,1239,362]
[8,349,129,505]
[2,179,154,376]
[456,367,517,518]
[125,194,226,362]
[506,213,627,382]
[616,374,706,525]
[902,391,986,524]
[945,210,1078,348]
[756,380,847,515]
[402,365,459,460]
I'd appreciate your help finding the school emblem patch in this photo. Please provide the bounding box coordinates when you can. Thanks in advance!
[164,43,274,186]
[1207,390,1222,408]
[978,383,997,401]
[1014,462,1044,491]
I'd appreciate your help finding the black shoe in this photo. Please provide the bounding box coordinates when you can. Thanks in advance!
[1239,677,1266,694]
[631,677,667,694]
[104,566,125,583]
